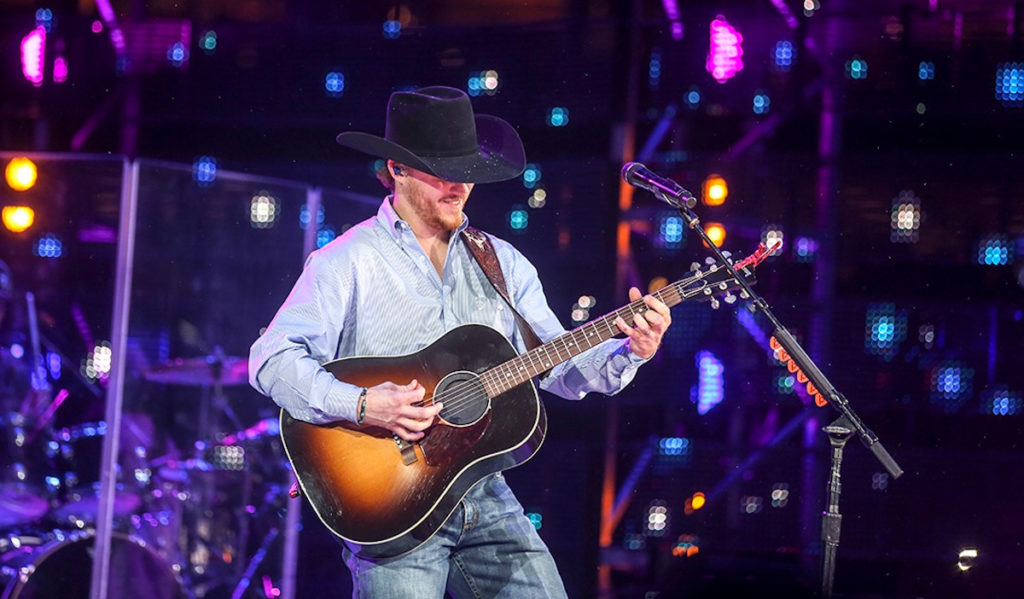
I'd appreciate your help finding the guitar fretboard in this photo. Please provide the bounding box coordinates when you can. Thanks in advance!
[476,261,746,399]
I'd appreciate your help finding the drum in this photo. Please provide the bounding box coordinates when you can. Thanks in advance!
[49,421,148,525]
[0,413,55,527]
[1,530,189,599]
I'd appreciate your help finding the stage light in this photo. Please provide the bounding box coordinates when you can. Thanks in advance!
[6,157,38,191]
[508,206,528,231]
[703,222,726,247]
[657,214,685,249]
[693,350,724,414]
[918,324,936,349]
[976,235,1012,266]
[33,234,63,258]
[871,472,889,491]
[82,341,112,382]
[983,387,1022,416]
[20,26,46,86]
[249,191,279,229]
[645,501,669,536]
[775,373,795,394]
[803,0,820,17]
[649,49,662,89]
[91,20,103,33]
[648,276,668,294]
[672,534,700,557]
[167,41,188,67]
[546,107,569,127]
[299,204,325,230]
[929,360,974,412]
[761,225,784,255]
[199,30,217,54]
[526,512,543,530]
[685,86,701,109]
[192,155,217,186]
[382,20,401,39]
[918,61,935,80]
[325,71,345,97]
[753,91,770,114]
[702,175,727,205]
[845,56,868,80]
[658,437,690,456]
[793,236,818,262]
[770,483,789,507]
[467,70,500,97]
[527,188,547,208]
[864,303,907,361]
[53,55,68,83]
[891,190,921,243]
[706,15,743,83]
[522,164,541,189]
[957,548,978,572]
[741,496,763,514]
[316,227,336,249]
[773,40,794,71]
[996,62,1023,106]
[690,492,706,510]
[2,206,35,233]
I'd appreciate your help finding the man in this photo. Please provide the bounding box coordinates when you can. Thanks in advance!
[249,86,671,597]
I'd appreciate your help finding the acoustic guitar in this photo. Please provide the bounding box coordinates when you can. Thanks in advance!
[280,245,771,558]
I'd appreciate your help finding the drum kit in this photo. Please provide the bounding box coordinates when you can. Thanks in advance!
[1,351,291,599]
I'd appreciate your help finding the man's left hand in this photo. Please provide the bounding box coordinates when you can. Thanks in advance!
[615,287,672,360]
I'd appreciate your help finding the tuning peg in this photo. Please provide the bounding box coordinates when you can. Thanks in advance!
[704,257,716,266]
[709,298,720,310]
[690,262,701,272]
[718,282,729,291]
[723,293,737,304]
[739,290,750,299]
[722,250,732,260]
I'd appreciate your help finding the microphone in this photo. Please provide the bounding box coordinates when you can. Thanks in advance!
[621,162,697,209]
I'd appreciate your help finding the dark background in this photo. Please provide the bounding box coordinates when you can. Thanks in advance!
[1,1,1022,597]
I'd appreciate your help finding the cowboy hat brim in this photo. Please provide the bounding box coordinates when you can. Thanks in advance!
[336,114,525,184]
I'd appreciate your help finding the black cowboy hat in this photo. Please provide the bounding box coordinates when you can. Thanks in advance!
[336,86,526,184]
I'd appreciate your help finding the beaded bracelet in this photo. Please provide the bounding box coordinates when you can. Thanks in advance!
[356,388,368,425]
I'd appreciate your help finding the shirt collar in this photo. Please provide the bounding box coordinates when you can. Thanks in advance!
[375,196,471,241]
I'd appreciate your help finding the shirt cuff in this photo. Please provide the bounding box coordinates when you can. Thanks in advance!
[321,381,364,423]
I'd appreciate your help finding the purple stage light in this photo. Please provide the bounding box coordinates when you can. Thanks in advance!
[53,55,68,83]
[693,350,724,415]
[20,26,46,86]
[706,15,743,84]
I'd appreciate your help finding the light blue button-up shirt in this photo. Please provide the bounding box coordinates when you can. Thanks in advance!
[249,198,646,425]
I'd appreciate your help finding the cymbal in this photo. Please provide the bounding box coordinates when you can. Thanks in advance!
[143,355,248,386]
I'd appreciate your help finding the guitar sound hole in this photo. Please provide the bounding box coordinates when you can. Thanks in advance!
[435,371,490,427]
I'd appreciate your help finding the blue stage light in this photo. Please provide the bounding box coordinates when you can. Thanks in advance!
[192,156,217,186]
[693,350,724,415]
[845,57,868,80]
[522,164,541,189]
[34,234,63,258]
[976,235,1012,266]
[793,236,818,262]
[317,226,336,249]
[382,20,401,39]
[508,207,528,231]
[918,61,935,80]
[984,388,1022,416]
[929,360,974,412]
[996,62,1024,106]
[773,40,794,71]
[685,86,701,109]
[325,72,345,97]
[547,107,569,127]
[649,49,662,89]
[753,91,771,114]
[657,214,685,249]
[864,303,907,361]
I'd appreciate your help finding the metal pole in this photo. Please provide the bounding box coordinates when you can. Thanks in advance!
[89,158,139,599]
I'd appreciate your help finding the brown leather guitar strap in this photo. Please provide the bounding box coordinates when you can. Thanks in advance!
[461,227,545,354]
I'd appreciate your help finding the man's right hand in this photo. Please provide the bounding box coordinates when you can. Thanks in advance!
[360,379,443,442]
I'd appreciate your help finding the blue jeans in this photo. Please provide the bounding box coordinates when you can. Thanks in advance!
[342,473,568,598]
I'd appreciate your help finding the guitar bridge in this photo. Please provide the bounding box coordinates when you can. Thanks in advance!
[394,436,418,465]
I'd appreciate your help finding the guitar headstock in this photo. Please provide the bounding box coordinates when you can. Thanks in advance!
[680,240,780,308]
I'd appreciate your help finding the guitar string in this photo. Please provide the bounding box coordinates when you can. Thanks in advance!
[424,255,757,419]
[414,271,728,421]
[411,278,705,421]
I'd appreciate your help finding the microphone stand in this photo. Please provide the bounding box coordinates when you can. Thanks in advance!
[657,190,904,598]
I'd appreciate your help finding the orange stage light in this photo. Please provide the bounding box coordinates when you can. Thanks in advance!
[2,206,35,233]
[5,157,38,191]
[704,222,726,247]
[702,174,728,206]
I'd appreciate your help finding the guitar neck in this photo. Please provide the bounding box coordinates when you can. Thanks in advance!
[477,261,743,398]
